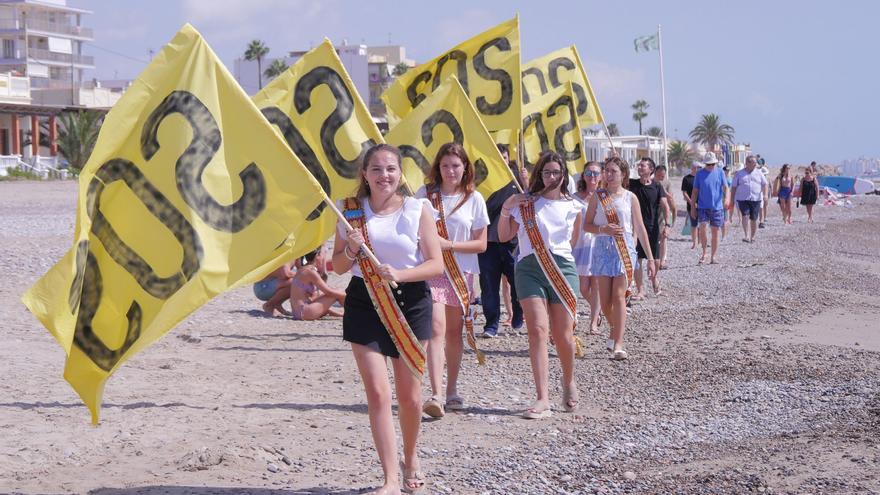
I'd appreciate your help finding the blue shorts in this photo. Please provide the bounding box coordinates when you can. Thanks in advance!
[778,187,792,200]
[253,279,279,301]
[697,208,725,228]
[737,200,761,221]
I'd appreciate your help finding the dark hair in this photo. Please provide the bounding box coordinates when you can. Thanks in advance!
[777,164,790,181]
[576,161,601,193]
[603,156,629,190]
[528,151,571,196]
[656,164,667,173]
[639,156,656,171]
[496,143,509,156]
[302,248,320,264]
[425,142,475,215]
[356,144,408,198]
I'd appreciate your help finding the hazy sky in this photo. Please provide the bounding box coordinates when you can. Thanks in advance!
[75,0,877,165]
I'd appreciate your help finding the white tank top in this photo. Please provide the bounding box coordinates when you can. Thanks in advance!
[337,196,426,278]
[592,189,635,235]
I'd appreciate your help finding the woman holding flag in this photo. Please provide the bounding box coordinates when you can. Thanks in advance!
[498,151,583,419]
[582,157,656,361]
[415,143,490,419]
[332,144,443,495]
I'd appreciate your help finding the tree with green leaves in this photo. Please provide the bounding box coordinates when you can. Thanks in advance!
[631,99,649,135]
[56,110,103,173]
[392,62,409,77]
[667,140,697,174]
[263,59,289,82]
[689,113,735,151]
[606,123,620,136]
[646,126,663,137]
[244,40,270,90]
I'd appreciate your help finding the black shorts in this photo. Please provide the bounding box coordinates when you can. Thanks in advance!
[342,277,432,358]
[737,200,761,221]
[636,227,660,260]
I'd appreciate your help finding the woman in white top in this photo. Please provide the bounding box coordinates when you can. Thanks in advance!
[572,161,602,335]
[332,144,443,495]
[498,151,583,419]
[415,143,489,419]
[582,157,655,360]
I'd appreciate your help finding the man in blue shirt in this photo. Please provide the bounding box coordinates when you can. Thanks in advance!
[690,152,729,264]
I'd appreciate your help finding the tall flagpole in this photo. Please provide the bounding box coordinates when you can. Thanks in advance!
[658,24,669,170]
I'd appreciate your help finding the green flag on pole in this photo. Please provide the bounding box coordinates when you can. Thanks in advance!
[634,33,659,53]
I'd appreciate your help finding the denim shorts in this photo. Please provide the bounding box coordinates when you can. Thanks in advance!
[737,200,761,221]
[253,279,279,301]
[697,208,725,228]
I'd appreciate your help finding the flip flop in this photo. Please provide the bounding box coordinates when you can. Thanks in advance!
[522,405,552,420]
[612,349,628,361]
[401,462,427,495]
[562,384,579,413]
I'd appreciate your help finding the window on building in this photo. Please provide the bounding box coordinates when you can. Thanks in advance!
[2,39,14,59]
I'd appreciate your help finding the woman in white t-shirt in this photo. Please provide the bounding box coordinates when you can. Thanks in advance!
[415,142,489,419]
[498,151,583,419]
[582,157,655,361]
[331,144,442,495]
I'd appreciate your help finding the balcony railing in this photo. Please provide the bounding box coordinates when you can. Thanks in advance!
[28,47,94,66]
[0,18,93,38]
[0,72,30,98]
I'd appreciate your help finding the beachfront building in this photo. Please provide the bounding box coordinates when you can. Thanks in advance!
[0,0,118,176]
[234,41,414,129]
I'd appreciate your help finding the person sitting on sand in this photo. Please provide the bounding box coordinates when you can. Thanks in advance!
[285,248,345,320]
[253,261,296,316]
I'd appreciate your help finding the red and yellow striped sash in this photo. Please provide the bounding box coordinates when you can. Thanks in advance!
[428,190,485,365]
[343,197,426,378]
[519,197,584,356]
[596,189,635,299]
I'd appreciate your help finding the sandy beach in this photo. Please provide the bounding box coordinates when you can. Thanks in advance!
[1,179,878,494]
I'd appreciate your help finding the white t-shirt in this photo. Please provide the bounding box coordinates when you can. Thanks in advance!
[337,196,426,278]
[509,196,582,262]
[415,186,490,274]
[732,168,768,202]
[592,189,636,235]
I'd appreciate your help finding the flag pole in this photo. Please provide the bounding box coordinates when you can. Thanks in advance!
[600,121,618,157]
[658,24,669,171]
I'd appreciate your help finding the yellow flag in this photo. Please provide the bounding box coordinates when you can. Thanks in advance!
[382,17,521,132]
[20,24,327,424]
[521,81,585,174]
[385,76,515,198]
[521,45,604,129]
[252,39,384,258]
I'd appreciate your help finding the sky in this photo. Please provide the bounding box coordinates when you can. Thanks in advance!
[74,0,878,166]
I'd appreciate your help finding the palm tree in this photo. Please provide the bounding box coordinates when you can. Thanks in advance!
[667,140,697,174]
[646,126,663,137]
[631,99,649,135]
[263,59,289,82]
[56,110,103,173]
[244,40,270,90]
[606,123,620,137]
[689,113,735,151]
[392,62,410,77]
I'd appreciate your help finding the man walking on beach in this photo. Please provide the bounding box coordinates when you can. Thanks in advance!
[630,157,670,297]
[654,164,676,269]
[729,155,768,243]
[681,161,700,249]
[478,144,525,337]
[757,155,770,228]
[690,152,729,264]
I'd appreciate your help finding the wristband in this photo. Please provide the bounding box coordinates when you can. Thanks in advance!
[343,245,358,261]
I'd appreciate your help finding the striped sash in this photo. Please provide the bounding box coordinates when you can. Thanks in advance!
[428,190,485,365]
[596,189,635,299]
[342,197,426,378]
[518,196,584,357]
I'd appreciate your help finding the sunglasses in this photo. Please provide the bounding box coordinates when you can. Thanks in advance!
[542,170,564,177]
[583,171,601,177]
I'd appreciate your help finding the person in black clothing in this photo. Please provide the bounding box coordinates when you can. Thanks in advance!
[629,157,670,299]
[477,144,526,337]
[681,161,700,249]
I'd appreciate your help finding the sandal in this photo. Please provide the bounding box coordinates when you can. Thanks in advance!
[522,406,552,420]
[445,395,466,411]
[422,396,444,418]
[562,384,579,413]
[401,462,427,495]
[612,349,628,361]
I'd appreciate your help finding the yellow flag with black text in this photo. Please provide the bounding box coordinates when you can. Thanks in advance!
[252,39,384,258]
[521,45,604,129]
[521,81,586,174]
[382,17,521,132]
[20,24,327,424]
[385,76,515,198]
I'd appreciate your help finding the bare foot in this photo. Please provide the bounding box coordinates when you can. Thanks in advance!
[262,302,280,317]
[371,483,401,495]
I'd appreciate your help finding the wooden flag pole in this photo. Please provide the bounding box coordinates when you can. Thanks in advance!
[514,128,525,193]
[600,121,618,157]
